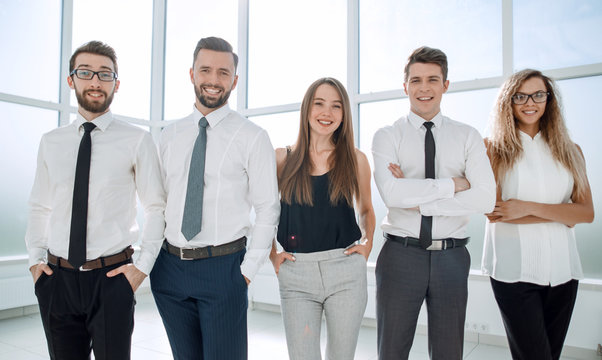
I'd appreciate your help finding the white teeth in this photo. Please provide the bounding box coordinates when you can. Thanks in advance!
[418,97,432,101]
[524,110,536,114]
[318,120,332,125]
[204,88,220,94]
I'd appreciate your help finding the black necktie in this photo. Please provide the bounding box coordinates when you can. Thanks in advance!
[419,121,435,249]
[68,122,96,268]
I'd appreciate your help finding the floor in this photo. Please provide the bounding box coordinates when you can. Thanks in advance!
[0,292,595,360]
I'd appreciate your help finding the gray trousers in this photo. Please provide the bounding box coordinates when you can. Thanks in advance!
[375,239,470,360]
[278,249,368,360]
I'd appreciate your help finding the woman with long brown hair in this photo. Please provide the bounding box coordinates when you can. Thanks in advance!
[483,69,594,360]
[269,77,375,360]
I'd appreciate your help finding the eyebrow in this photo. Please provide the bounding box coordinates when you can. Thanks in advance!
[313,97,342,104]
[199,65,232,73]
[76,64,114,71]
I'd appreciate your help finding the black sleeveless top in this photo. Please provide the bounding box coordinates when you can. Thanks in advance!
[277,172,362,253]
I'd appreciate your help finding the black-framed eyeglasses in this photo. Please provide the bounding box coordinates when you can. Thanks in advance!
[511,91,549,105]
[70,69,117,82]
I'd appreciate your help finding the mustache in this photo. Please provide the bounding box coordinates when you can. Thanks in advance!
[83,89,108,97]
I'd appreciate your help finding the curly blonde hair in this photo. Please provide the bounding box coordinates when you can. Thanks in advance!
[488,69,588,201]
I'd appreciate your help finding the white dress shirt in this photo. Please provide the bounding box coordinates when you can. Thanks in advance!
[25,111,166,275]
[160,105,280,280]
[482,131,583,286]
[372,111,495,239]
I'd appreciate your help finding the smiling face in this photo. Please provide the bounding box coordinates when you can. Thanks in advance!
[190,49,238,115]
[308,84,344,139]
[512,76,547,136]
[403,62,449,121]
[67,52,119,120]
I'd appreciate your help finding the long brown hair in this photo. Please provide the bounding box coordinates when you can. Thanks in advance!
[279,77,359,207]
[488,69,588,200]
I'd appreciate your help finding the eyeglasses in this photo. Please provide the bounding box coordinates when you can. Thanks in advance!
[511,91,549,105]
[70,69,117,82]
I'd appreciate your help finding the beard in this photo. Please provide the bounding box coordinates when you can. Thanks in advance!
[194,83,232,109]
[75,87,115,114]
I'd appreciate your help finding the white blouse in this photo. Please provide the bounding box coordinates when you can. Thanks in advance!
[482,131,583,286]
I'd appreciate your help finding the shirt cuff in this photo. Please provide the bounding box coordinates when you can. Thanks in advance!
[28,248,47,269]
[420,179,454,216]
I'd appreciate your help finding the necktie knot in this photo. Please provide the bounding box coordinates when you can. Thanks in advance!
[82,122,96,133]
[199,117,209,129]
[423,121,434,130]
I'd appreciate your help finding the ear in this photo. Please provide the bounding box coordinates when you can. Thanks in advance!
[231,75,239,91]
[190,68,194,84]
[443,80,450,93]
[114,79,120,93]
[67,75,75,89]
[403,82,408,95]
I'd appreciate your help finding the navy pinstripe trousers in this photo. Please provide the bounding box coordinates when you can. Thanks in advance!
[150,248,248,360]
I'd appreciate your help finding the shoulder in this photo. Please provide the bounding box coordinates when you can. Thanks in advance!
[354,148,369,165]
[275,147,289,168]
[373,116,409,139]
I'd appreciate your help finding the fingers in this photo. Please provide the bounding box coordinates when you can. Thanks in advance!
[106,264,126,277]
[40,264,53,276]
[387,163,404,178]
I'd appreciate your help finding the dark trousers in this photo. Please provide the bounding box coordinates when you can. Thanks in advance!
[34,260,135,360]
[376,240,470,360]
[490,278,579,360]
[150,248,248,360]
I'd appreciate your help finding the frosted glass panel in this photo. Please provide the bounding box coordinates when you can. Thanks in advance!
[514,0,602,71]
[557,76,602,279]
[72,0,153,120]
[164,1,238,120]
[360,0,502,93]
[0,0,61,102]
[0,102,57,255]
[250,112,300,150]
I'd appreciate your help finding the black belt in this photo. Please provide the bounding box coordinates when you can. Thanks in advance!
[384,233,469,250]
[47,246,134,271]
[162,237,247,260]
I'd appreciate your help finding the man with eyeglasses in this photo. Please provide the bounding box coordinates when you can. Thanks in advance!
[25,40,166,360]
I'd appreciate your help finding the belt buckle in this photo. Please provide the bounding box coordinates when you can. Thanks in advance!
[179,248,194,260]
[78,265,93,272]
[426,241,443,251]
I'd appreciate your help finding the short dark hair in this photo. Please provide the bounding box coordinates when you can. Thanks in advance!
[404,46,448,82]
[192,37,238,72]
[69,40,118,75]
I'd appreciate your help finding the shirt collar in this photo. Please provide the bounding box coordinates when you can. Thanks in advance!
[518,129,541,142]
[73,111,113,132]
[192,103,232,128]
[408,110,443,130]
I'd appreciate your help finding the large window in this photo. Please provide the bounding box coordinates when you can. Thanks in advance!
[1,0,601,279]
[0,1,62,102]
[0,103,57,255]
[360,0,502,93]
[164,1,238,120]
[247,0,347,108]
[72,0,153,120]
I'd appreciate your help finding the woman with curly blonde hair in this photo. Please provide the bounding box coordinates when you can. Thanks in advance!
[482,69,594,360]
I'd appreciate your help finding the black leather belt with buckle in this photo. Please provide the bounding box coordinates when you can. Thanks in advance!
[384,233,469,250]
[162,237,247,260]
